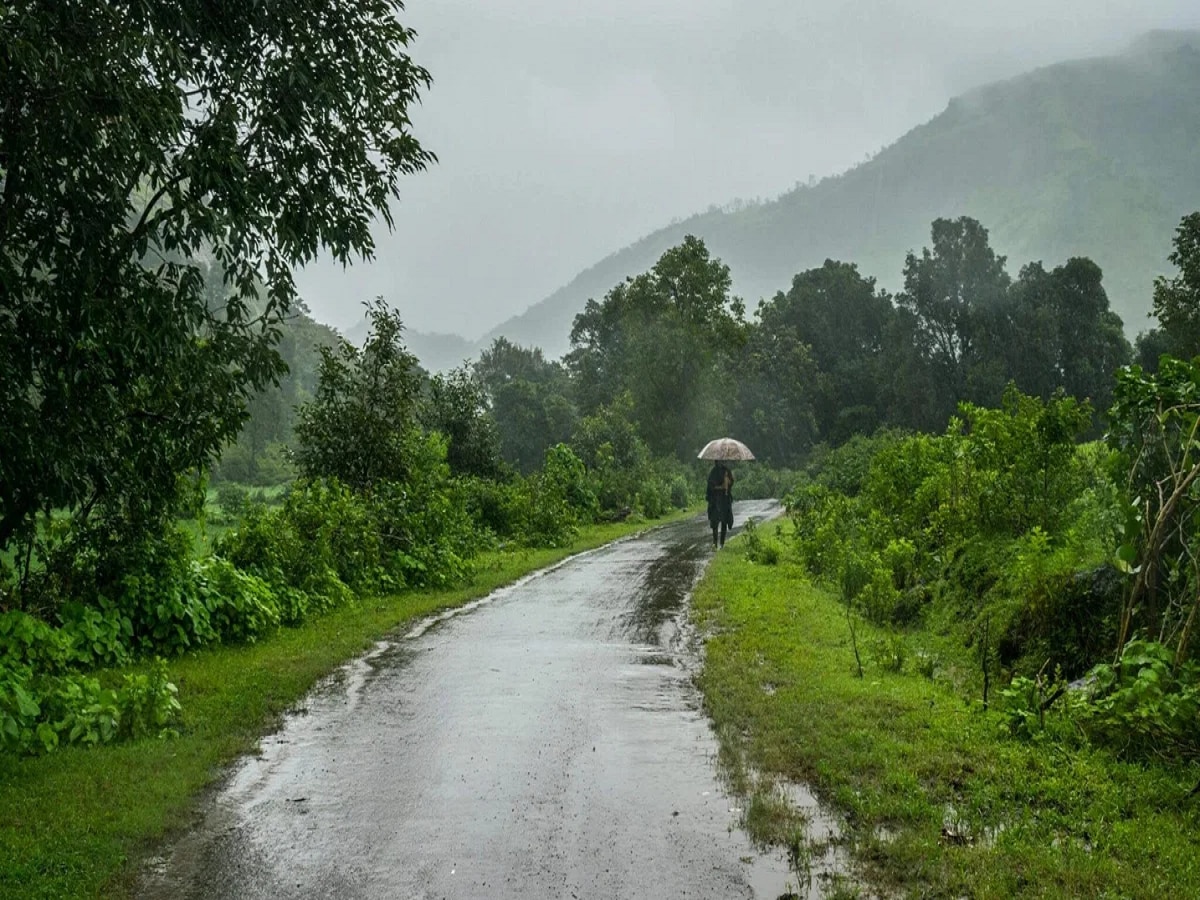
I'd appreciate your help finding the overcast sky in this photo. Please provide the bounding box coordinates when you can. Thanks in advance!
[296,0,1200,339]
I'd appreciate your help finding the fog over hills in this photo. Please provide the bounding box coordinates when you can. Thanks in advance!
[363,31,1200,371]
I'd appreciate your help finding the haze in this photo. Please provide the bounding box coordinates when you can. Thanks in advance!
[296,0,1200,341]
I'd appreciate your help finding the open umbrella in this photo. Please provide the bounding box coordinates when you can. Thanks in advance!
[697,437,755,461]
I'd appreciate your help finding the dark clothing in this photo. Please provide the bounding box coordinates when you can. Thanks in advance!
[706,463,734,546]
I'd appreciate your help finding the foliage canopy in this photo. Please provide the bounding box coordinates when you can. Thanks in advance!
[0,0,433,554]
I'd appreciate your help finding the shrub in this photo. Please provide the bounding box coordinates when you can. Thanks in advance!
[881,538,917,590]
[216,483,249,522]
[808,430,908,497]
[742,520,782,565]
[668,474,693,509]
[541,444,598,521]
[458,475,522,541]
[2,659,182,756]
[734,463,801,500]
[636,477,671,519]
[0,610,74,673]
[867,633,907,673]
[509,445,591,548]
[789,486,857,580]
[859,565,901,626]
[220,440,486,600]
[1071,640,1200,760]
[370,444,480,587]
[216,480,364,606]
[41,674,120,750]
[115,658,181,741]
[571,396,656,514]
[0,662,40,753]
[116,527,218,655]
[282,478,381,593]
[195,558,281,644]
[516,477,579,548]
[58,603,131,669]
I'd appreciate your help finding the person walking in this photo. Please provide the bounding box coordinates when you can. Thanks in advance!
[706,461,734,548]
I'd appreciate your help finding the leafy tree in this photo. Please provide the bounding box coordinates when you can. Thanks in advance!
[1134,326,1173,373]
[569,394,655,512]
[567,236,745,459]
[953,386,1093,538]
[474,338,576,474]
[731,320,818,466]
[1006,258,1129,418]
[422,367,505,479]
[898,217,1012,419]
[293,302,424,490]
[876,306,946,433]
[749,261,895,450]
[0,2,432,558]
[1139,212,1200,361]
[475,337,562,389]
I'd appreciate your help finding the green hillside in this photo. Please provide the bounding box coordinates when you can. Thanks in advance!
[483,30,1200,359]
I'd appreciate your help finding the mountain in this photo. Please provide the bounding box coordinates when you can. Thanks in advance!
[482,30,1200,359]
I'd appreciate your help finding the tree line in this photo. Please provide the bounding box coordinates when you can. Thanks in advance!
[472,216,1136,478]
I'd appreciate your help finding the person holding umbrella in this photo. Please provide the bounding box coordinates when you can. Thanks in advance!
[698,438,754,548]
[706,460,734,547]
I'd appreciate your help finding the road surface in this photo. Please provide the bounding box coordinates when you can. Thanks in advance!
[139,501,799,899]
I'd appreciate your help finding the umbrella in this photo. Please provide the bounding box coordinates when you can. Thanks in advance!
[697,437,755,461]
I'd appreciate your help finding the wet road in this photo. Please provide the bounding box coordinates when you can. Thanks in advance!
[140,501,791,899]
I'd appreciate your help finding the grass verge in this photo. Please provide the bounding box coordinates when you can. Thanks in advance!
[692,520,1200,898]
[0,512,691,900]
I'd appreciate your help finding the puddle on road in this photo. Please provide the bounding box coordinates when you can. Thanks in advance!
[620,538,707,645]
[618,507,863,899]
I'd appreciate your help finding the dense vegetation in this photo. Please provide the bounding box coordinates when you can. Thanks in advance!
[761,222,1200,767]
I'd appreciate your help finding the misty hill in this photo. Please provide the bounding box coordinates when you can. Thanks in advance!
[480,30,1200,360]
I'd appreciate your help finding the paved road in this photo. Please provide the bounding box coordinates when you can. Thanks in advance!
[140,501,793,899]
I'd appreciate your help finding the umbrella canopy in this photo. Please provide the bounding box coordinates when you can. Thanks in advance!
[697,437,755,461]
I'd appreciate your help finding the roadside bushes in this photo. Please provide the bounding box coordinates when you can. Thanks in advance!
[730,463,800,501]
[219,476,477,600]
[0,656,180,755]
[787,387,1114,675]
[195,559,282,642]
[1000,639,1200,760]
[518,444,597,546]
[788,385,1200,760]
[1074,639,1200,759]
[569,396,692,517]
[0,458,487,757]
[457,444,600,548]
[1,601,184,755]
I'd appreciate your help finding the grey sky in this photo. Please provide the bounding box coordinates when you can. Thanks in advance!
[296,0,1200,339]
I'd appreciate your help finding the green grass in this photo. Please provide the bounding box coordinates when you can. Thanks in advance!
[693,521,1200,898]
[0,512,690,900]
